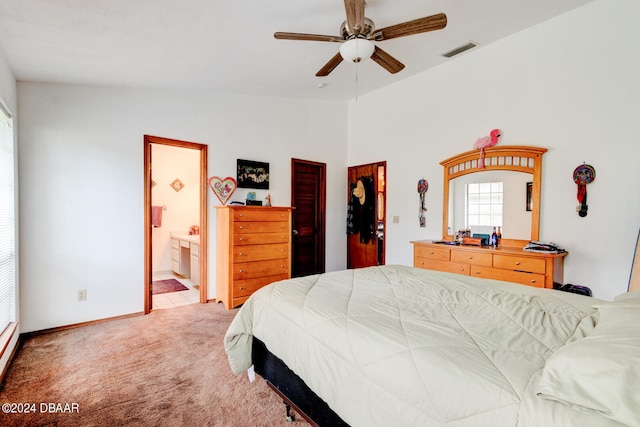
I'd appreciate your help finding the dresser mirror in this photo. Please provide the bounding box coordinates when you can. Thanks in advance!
[441,146,547,247]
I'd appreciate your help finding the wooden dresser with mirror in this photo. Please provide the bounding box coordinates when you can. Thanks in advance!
[412,146,567,289]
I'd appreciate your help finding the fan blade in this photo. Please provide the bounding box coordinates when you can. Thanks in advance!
[316,53,344,77]
[371,46,405,74]
[344,0,365,34]
[274,32,343,43]
[371,13,447,41]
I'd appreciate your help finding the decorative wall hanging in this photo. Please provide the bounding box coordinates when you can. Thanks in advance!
[418,178,428,228]
[573,163,596,217]
[208,176,237,205]
[170,178,184,192]
[237,159,270,189]
[473,128,501,168]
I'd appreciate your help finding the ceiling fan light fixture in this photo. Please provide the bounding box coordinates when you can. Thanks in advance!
[339,38,375,63]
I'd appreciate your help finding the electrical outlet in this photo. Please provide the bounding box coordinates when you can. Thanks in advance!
[77,289,87,301]
[393,216,400,224]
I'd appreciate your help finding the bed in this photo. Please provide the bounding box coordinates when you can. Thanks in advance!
[224,265,639,427]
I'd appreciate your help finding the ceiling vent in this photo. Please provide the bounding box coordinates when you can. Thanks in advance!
[442,42,477,58]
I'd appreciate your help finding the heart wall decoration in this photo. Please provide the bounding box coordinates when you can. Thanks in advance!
[208,176,237,205]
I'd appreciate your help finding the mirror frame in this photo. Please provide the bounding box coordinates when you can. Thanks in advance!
[441,145,547,247]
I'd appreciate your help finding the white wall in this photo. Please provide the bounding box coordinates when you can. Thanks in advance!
[17,85,348,332]
[151,144,200,273]
[347,0,640,300]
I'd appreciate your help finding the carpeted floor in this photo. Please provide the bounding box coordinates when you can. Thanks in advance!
[152,278,189,295]
[0,302,309,427]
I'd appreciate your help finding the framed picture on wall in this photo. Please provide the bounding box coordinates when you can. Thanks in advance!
[237,159,270,189]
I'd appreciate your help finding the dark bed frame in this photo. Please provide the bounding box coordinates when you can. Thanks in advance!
[252,337,350,427]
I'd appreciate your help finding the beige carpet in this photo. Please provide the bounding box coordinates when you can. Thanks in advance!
[0,302,310,426]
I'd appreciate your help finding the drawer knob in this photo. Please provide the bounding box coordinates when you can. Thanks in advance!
[530,279,536,283]
[515,261,521,265]
[280,249,285,252]
[475,271,481,275]
[239,252,243,256]
[239,213,244,217]
[460,268,465,271]
[280,265,285,268]
[239,269,244,273]
[468,256,473,259]
[239,287,244,290]
[429,251,434,254]
[239,238,244,241]
[239,225,244,229]
[281,235,285,239]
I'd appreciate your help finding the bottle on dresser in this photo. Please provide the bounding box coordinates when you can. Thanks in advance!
[491,227,498,248]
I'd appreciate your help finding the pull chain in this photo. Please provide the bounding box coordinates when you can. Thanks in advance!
[355,59,359,101]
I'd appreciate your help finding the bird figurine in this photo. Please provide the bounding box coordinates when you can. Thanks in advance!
[473,128,501,168]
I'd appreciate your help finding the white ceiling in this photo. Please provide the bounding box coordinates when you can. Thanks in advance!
[0,0,594,100]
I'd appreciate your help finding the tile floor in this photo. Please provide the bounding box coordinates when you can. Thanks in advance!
[152,271,200,310]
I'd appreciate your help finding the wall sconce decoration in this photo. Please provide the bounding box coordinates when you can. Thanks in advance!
[170,178,184,192]
[573,163,596,217]
[418,178,428,228]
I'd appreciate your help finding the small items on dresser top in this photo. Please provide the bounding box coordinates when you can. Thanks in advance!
[524,241,566,254]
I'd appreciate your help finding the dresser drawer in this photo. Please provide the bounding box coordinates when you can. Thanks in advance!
[234,209,290,222]
[232,274,290,298]
[471,266,545,288]
[415,258,469,275]
[234,243,288,262]
[234,232,289,245]
[233,259,289,280]
[234,221,289,234]
[451,251,493,267]
[493,255,545,274]
[414,246,450,261]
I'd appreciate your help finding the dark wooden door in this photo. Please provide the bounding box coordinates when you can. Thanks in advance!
[347,162,386,269]
[291,159,326,277]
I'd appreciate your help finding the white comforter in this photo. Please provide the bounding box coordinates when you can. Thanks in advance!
[224,265,622,427]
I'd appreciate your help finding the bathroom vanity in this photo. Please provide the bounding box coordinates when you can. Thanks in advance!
[170,232,200,285]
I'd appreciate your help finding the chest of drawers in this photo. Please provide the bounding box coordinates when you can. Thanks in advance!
[216,206,293,309]
[411,240,567,289]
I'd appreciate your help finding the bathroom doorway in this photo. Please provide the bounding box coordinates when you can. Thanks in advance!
[143,135,208,314]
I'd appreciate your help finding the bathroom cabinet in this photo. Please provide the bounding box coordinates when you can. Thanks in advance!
[171,238,190,277]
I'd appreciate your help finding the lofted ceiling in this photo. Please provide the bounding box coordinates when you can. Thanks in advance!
[0,0,594,100]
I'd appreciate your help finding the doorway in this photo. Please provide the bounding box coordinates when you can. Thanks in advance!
[347,161,386,269]
[144,135,208,314]
[291,159,326,277]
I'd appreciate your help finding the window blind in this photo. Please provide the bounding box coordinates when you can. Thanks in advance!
[0,102,16,332]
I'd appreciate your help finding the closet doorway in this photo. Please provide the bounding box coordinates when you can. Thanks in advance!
[291,159,326,277]
[347,161,386,268]
[143,135,208,314]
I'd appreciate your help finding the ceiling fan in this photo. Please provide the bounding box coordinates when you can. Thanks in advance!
[274,0,447,77]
